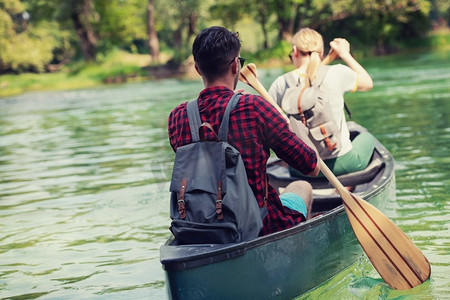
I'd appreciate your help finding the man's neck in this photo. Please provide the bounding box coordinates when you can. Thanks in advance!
[203,77,235,90]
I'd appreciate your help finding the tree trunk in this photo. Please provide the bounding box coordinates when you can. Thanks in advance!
[147,0,160,62]
[275,0,297,41]
[288,3,298,36]
[187,11,197,43]
[260,14,269,49]
[174,25,183,50]
[71,0,97,62]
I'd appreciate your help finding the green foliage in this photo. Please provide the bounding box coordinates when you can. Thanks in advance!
[93,0,148,52]
[0,1,62,73]
[209,2,244,27]
[0,0,24,13]
[244,40,292,62]
[1,0,448,76]
[313,0,432,55]
[0,50,150,97]
[68,50,147,81]
[8,26,56,72]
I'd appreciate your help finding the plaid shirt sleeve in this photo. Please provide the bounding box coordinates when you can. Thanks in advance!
[168,102,188,152]
[252,96,317,175]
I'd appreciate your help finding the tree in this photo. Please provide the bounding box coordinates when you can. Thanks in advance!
[429,0,450,27]
[242,0,274,49]
[210,0,273,49]
[69,0,97,61]
[147,0,160,62]
[153,0,201,64]
[273,0,300,40]
[172,0,200,63]
[24,0,149,61]
[0,0,59,73]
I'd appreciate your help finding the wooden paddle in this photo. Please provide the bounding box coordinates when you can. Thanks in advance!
[321,48,339,65]
[238,62,430,290]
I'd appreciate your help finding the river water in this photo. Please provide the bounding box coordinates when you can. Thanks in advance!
[0,50,449,299]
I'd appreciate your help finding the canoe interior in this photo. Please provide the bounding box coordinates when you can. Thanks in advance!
[268,121,386,215]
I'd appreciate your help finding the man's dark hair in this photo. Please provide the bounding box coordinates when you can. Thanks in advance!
[192,26,241,81]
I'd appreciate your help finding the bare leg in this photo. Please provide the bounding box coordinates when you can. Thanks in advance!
[282,180,313,219]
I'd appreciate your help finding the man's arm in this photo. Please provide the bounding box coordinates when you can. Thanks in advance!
[253,97,318,176]
[288,117,320,176]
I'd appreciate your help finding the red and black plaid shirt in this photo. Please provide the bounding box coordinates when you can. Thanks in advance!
[168,86,317,235]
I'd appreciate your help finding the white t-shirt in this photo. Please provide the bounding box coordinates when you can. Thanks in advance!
[268,64,358,157]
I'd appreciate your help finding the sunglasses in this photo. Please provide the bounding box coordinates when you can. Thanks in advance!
[229,57,246,68]
[289,50,293,61]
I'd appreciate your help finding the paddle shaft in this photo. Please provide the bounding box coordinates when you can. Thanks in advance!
[239,66,288,122]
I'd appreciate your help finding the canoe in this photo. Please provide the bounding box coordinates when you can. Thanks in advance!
[160,121,395,299]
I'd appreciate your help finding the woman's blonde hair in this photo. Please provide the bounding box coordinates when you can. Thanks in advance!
[292,28,324,86]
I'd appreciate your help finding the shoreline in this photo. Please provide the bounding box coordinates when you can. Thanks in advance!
[1,30,449,99]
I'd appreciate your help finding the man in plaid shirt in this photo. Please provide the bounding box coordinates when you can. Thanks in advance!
[168,26,319,236]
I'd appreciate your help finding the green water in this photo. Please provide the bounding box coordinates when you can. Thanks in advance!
[0,50,449,299]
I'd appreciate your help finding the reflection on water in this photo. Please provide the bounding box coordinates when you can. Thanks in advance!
[0,80,202,299]
[1,50,449,299]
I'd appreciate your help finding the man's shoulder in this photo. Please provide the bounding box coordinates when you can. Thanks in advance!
[237,93,282,121]
[169,101,188,117]
[239,92,264,101]
[238,93,269,109]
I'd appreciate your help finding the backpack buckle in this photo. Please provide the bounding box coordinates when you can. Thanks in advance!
[178,179,187,219]
[216,181,223,220]
[320,125,337,151]
[178,199,186,219]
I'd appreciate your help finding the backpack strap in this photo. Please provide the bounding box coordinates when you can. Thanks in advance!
[314,65,352,118]
[295,65,331,124]
[283,70,300,89]
[186,99,202,142]
[218,93,242,141]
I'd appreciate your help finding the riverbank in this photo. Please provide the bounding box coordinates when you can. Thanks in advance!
[1,28,449,99]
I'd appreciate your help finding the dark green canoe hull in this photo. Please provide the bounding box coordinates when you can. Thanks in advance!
[160,122,395,299]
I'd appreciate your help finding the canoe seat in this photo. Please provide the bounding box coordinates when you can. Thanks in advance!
[311,157,385,189]
[268,157,385,190]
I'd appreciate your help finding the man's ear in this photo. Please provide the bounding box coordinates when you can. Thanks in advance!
[194,63,202,76]
[231,58,238,75]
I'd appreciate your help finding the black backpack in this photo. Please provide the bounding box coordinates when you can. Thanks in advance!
[169,93,264,244]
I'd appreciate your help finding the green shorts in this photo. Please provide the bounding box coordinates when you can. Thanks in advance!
[290,132,376,177]
[279,192,307,217]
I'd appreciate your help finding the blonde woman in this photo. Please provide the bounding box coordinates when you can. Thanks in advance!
[268,28,375,176]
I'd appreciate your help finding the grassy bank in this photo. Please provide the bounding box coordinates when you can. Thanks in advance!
[1,29,449,99]
[0,50,157,98]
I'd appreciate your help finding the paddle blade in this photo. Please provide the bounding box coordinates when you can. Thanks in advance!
[239,64,261,93]
[342,192,431,289]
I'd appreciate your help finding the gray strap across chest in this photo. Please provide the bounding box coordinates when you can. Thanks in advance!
[186,93,241,142]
